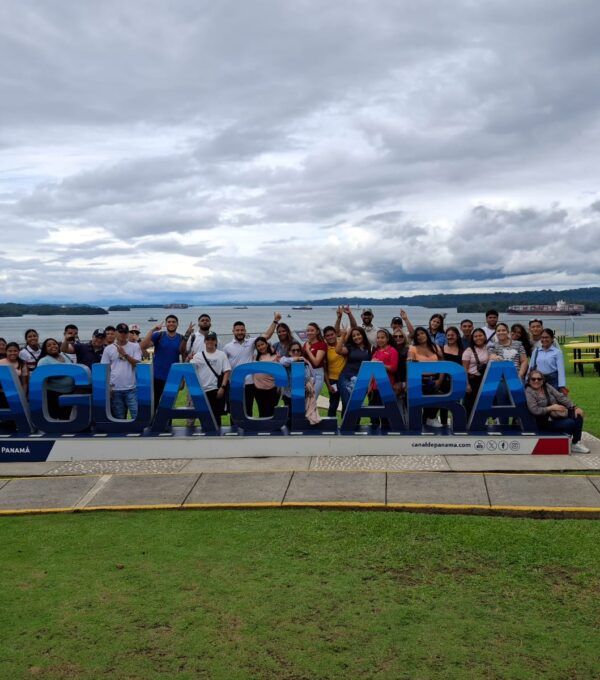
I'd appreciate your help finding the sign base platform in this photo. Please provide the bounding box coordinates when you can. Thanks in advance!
[0,428,570,462]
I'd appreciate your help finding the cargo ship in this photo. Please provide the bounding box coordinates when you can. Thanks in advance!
[507,300,585,316]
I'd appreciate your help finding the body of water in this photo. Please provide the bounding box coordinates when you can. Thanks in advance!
[1,305,599,345]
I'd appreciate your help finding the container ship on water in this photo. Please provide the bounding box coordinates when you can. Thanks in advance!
[507,300,585,316]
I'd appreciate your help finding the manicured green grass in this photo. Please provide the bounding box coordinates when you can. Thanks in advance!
[1,510,599,679]
[561,339,600,437]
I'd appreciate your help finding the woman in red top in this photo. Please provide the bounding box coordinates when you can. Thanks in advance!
[369,329,399,429]
[303,322,327,397]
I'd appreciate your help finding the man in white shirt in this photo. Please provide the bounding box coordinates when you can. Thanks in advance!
[223,314,279,413]
[101,323,142,419]
[345,306,379,347]
[190,332,231,427]
[181,313,213,360]
[483,309,500,347]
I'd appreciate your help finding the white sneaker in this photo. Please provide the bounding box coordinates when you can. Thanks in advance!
[426,418,443,428]
[571,442,590,454]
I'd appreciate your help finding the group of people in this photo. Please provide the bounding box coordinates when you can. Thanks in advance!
[0,307,589,451]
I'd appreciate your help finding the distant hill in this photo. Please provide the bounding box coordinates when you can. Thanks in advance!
[0,303,108,317]
[273,287,600,313]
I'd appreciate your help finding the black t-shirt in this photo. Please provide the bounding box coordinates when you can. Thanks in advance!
[74,342,104,368]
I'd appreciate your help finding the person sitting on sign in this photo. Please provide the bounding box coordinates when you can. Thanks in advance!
[525,370,589,454]
[279,341,321,426]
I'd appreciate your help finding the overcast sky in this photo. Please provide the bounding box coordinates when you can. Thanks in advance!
[1,1,599,303]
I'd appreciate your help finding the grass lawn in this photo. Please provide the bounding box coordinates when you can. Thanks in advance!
[1,510,599,679]
[561,339,600,437]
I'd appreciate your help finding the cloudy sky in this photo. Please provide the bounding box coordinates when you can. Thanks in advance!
[1,1,599,303]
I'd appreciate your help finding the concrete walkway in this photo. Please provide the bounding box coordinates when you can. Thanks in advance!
[0,465,599,518]
[1,433,598,518]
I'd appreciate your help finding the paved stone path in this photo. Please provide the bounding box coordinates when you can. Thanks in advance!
[0,432,598,517]
[0,468,599,518]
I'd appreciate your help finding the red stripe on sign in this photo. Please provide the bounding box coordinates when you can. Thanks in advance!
[532,438,570,455]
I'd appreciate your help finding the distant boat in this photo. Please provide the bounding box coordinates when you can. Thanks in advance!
[508,300,585,316]
[233,306,248,309]
[148,317,158,322]
[292,306,313,310]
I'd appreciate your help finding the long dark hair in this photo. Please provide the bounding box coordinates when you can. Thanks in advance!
[39,338,60,360]
[306,322,324,342]
[276,322,293,343]
[470,328,488,350]
[445,325,463,357]
[413,326,439,355]
[511,323,533,357]
[287,340,303,358]
[346,327,371,355]
[254,336,275,358]
[428,313,445,334]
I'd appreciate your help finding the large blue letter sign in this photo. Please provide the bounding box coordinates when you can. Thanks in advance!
[151,363,217,433]
[0,365,32,433]
[92,363,153,433]
[469,362,537,433]
[289,362,337,432]
[29,364,91,434]
[229,362,288,432]
[340,361,404,432]
[407,361,467,432]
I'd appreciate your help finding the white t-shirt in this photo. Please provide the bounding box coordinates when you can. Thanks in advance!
[19,346,41,371]
[224,337,256,385]
[484,325,498,347]
[191,349,231,391]
[186,332,206,357]
[101,341,142,390]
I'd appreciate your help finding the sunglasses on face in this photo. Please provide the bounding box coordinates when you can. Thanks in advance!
[130,331,140,335]
[290,349,302,353]
[530,377,543,382]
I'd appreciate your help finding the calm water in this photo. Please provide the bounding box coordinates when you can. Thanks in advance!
[1,305,599,345]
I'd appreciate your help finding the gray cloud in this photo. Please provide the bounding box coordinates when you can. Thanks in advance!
[1,1,600,301]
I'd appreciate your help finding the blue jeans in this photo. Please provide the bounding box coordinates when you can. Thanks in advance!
[540,415,583,444]
[111,388,138,420]
[338,374,357,413]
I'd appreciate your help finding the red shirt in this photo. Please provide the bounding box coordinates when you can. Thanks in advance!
[372,346,399,379]
[304,340,327,367]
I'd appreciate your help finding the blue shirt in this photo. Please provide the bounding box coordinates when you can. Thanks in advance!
[530,345,566,388]
[37,354,74,393]
[152,331,182,381]
[429,330,447,347]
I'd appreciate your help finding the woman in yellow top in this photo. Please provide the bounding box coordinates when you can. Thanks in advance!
[323,325,346,417]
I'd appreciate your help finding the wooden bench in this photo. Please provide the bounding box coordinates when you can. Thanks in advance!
[570,358,600,376]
